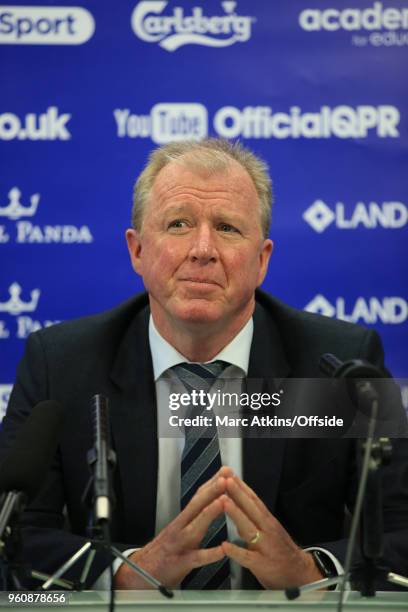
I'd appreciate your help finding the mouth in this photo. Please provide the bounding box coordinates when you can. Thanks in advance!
[180,276,219,286]
[179,278,221,288]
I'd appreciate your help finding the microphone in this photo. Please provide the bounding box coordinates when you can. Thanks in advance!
[319,353,384,380]
[319,352,396,598]
[40,395,171,596]
[0,400,64,501]
[89,394,116,524]
[319,353,404,426]
[286,355,395,601]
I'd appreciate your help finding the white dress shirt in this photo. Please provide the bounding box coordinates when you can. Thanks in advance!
[151,315,253,587]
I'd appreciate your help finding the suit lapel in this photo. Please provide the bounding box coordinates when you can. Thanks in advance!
[243,302,291,515]
[109,304,158,544]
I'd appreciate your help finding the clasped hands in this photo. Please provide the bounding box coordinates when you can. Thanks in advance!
[114,466,323,589]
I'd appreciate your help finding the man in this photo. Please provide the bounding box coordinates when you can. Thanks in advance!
[1,139,407,591]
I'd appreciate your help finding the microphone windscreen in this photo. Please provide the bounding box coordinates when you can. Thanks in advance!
[91,394,109,446]
[0,400,64,500]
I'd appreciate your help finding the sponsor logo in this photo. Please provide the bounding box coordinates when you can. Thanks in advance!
[0,186,94,244]
[299,2,408,32]
[114,103,207,143]
[213,105,400,139]
[303,199,408,233]
[299,2,408,47]
[303,200,335,233]
[0,107,71,141]
[0,5,95,45]
[131,1,254,51]
[305,294,408,325]
[0,282,40,316]
[14,222,93,244]
[0,384,12,422]
[114,104,400,141]
[0,187,39,220]
[0,283,60,339]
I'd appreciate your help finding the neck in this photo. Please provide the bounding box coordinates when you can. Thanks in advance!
[151,302,254,362]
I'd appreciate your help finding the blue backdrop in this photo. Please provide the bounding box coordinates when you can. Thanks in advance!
[1,0,407,418]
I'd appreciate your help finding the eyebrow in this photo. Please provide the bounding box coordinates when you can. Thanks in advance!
[162,203,247,220]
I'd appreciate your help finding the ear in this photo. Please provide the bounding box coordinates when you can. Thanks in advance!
[125,229,143,276]
[257,238,273,287]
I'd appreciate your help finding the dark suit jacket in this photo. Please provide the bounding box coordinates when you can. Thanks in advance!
[1,289,408,589]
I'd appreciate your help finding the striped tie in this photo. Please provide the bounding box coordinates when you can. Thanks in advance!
[172,361,231,590]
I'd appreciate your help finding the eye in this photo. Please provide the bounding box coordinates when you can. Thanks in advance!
[217,223,239,234]
[167,219,189,230]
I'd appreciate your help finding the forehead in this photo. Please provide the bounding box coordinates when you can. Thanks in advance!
[149,159,258,209]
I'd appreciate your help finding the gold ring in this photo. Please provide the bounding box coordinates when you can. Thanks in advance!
[249,530,261,545]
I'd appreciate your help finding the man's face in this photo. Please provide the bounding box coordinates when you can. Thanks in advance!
[126,160,273,335]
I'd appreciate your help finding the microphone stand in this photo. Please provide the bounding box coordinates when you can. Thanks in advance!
[352,434,392,596]
[41,489,171,594]
[285,359,408,607]
[0,491,28,590]
[40,417,173,598]
[286,430,408,599]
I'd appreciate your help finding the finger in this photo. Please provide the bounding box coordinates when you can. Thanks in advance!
[178,468,233,528]
[231,479,292,543]
[223,496,258,545]
[205,466,234,490]
[225,477,266,528]
[217,466,234,479]
[178,477,225,528]
[183,497,225,547]
[221,541,258,570]
[198,466,234,486]
[184,545,225,570]
[198,466,234,493]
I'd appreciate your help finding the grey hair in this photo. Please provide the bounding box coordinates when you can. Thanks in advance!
[132,138,273,238]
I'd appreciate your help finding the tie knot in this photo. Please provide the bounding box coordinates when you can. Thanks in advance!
[172,360,229,392]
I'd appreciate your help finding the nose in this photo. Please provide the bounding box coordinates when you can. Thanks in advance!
[188,223,218,264]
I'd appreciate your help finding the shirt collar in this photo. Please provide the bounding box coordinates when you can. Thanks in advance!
[149,315,253,381]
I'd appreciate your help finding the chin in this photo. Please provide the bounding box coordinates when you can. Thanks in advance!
[173,300,224,325]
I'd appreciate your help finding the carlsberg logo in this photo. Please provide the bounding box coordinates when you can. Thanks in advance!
[131,1,254,51]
